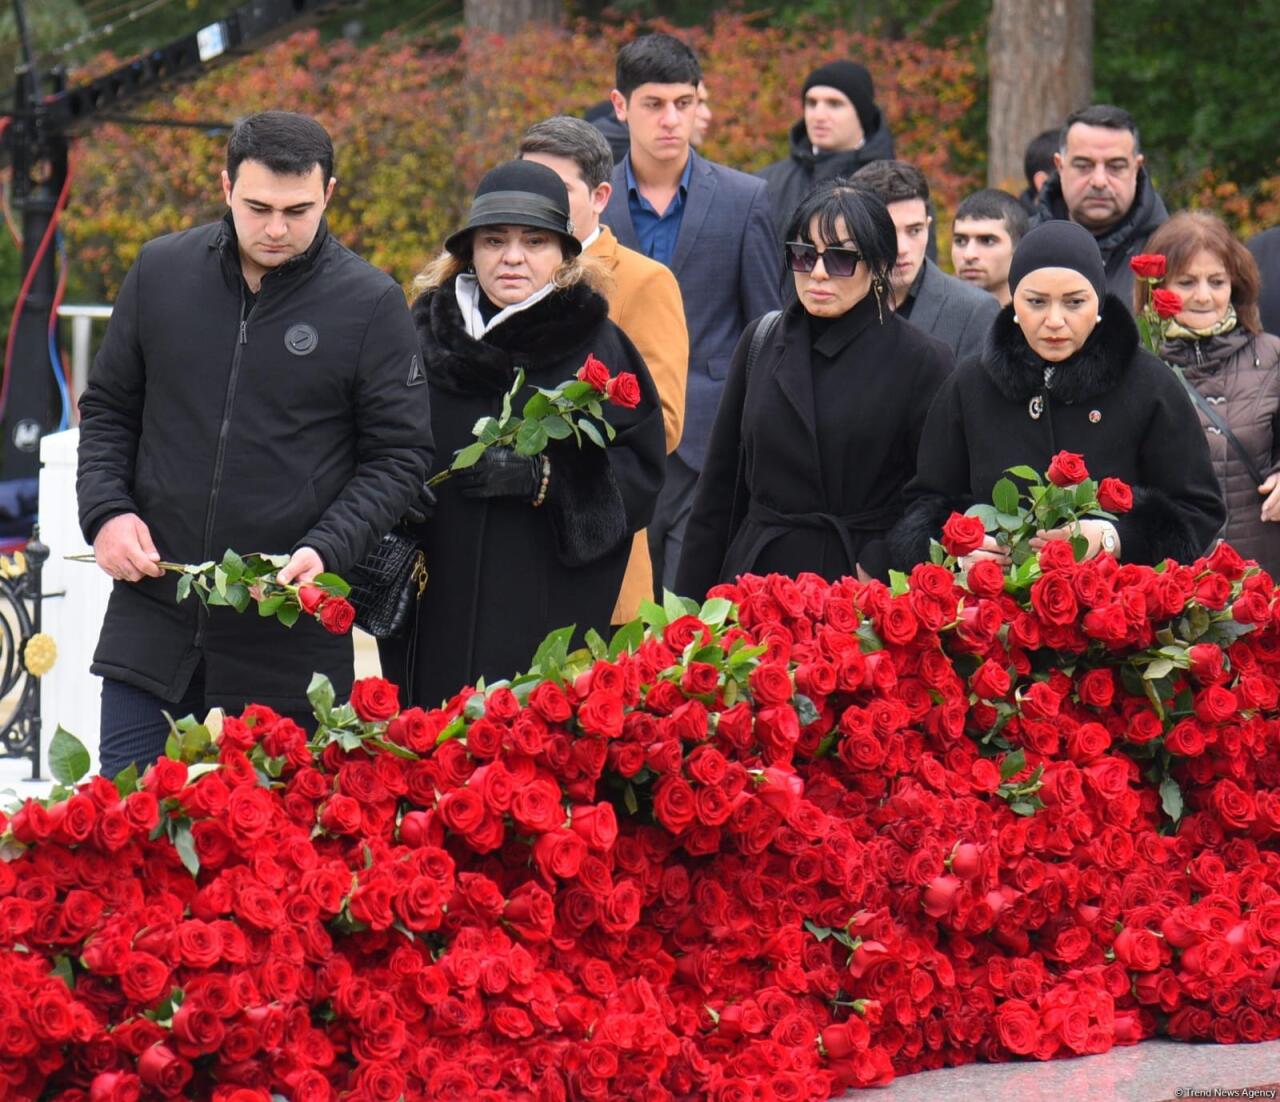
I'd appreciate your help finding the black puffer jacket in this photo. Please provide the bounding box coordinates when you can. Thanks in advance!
[758,117,895,241]
[77,215,432,711]
[890,296,1225,568]
[1032,168,1169,307]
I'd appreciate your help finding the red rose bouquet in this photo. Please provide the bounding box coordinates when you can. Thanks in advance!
[929,452,1131,573]
[1130,253,1184,354]
[428,352,641,487]
[68,548,354,633]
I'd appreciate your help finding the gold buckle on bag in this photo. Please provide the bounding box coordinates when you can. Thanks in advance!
[411,552,429,597]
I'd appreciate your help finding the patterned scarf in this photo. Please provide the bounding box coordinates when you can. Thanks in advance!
[1163,302,1239,341]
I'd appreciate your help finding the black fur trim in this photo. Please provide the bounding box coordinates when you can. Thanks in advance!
[415,276,610,396]
[544,440,627,567]
[982,293,1139,404]
[887,493,964,570]
[1115,484,1208,565]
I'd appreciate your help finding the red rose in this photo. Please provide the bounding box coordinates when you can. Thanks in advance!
[90,1071,144,1102]
[664,615,712,650]
[1030,572,1079,626]
[570,802,618,850]
[1129,254,1167,279]
[971,660,1012,700]
[1152,288,1183,318]
[941,512,986,557]
[532,828,587,881]
[529,681,573,723]
[994,999,1041,1055]
[319,596,355,634]
[121,952,171,1004]
[1046,450,1089,486]
[298,584,328,614]
[749,663,793,706]
[504,882,554,941]
[1206,540,1247,578]
[606,371,641,409]
[1075,668,1115,708]
[137,1045,192,1096]
[1037,538,1077,572]
[965,558,1005,598]
[350,676,399,722]
[576,353,611,391]
[1114,927,1163,972]
[1188,643,1226,684]
[1194,685,1237,724]
[1097,476,1133,514]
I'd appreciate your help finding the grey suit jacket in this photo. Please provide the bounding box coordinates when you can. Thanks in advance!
[905,258,1001,367]
[602,149,781,470]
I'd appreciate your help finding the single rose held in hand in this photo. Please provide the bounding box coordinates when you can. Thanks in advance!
[10,461,1280,1098]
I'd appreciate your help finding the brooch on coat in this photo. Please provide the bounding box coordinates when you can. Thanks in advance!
[1028,395,1044,420]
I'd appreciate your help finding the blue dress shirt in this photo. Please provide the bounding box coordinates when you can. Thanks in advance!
[625,154,694,269]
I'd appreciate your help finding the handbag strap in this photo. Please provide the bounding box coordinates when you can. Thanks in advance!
[746,310,782,385]
[1172,364,1267,486]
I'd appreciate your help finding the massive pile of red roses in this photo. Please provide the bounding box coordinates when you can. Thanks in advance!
[4,484,1280,1099]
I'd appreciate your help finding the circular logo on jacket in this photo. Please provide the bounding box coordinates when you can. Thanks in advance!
[284,323,319,356]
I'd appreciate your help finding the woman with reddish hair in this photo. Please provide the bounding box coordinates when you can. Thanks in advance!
[1141,211,1280,574]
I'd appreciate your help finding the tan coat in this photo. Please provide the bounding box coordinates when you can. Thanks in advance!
[587,225,688,622]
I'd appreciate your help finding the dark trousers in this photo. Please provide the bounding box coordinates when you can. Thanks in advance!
[648,452,701,597]
[99,666,310,779]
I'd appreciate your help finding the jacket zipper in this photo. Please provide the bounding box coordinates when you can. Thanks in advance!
[195,286,255,646]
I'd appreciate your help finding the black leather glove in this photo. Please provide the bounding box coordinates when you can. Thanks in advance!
[402,481,438,525]
[456,446,542,501]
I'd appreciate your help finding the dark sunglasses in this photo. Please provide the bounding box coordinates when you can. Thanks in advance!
[785,241,862,278]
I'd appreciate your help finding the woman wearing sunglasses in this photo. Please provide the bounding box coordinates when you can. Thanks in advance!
[676,182,955,596]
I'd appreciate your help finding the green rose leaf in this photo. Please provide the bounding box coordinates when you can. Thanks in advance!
[48,726,91,786]
[992,477,1020,516]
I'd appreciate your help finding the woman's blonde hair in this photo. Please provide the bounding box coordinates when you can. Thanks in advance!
[411,231,611,301]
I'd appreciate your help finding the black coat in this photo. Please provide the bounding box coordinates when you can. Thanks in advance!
[889,296,1226,568]
[676,294,954,598]
[1248,227,1280,337]
[758,118,896,242]
[76,215,432,711]
[379,277,666,708]
[1031,168,1169,307]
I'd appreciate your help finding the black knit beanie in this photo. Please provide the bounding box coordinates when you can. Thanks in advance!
[802,61,877,136]
[446,160,580,258]
[1007,221,1107,302]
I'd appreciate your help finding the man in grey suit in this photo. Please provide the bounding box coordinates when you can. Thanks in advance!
[602,33,781,595]
[851,160,999,366]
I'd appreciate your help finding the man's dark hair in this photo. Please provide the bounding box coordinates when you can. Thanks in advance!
[518,116,614,191]
[849,159,929,206]
[786,182,897,310]
[227,111,334,184]
[954,188,1029,243]
[1023,128,1059,188]
[615,33,701,100]
[1060,104,1141,156]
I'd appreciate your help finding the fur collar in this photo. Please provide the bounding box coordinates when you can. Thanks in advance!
[982,293,1139,404]
[415,275,609,395]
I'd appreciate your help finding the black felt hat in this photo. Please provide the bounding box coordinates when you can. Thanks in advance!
[446,160,581,257]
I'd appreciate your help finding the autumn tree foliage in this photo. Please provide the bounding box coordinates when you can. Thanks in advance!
[63,15,981,301]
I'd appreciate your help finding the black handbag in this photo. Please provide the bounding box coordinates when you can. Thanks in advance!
[347,527,429,639]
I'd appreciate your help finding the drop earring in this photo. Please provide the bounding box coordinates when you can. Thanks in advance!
[873,278,885,323]
[1012,314,1019,324]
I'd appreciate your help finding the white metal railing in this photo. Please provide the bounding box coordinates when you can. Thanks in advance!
[56,304,113,401]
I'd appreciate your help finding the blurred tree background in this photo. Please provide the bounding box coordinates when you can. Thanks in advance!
[1,0,1277,309]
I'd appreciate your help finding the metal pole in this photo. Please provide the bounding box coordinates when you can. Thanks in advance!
[24,525,48,781]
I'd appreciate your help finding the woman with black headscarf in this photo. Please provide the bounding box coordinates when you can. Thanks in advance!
[676,183,954,597]
[889,220,1225,569]
[380,160,666,707]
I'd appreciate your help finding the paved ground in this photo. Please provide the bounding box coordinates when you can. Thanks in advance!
[838,1039,1280,1101]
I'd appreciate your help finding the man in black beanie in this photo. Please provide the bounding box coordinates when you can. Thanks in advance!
[758,59,896,242]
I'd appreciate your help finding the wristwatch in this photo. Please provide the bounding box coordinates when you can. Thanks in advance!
[1100,524,1118,557]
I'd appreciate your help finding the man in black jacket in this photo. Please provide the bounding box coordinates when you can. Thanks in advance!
[758,60,895,243]
[77,111,433,776]
[1031,105,1168,307]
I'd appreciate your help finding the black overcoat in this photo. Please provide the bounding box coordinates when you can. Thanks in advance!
[379,277,666,708]
[676,295,954,599]
[889,295,1226,567]
[76,215,432,711]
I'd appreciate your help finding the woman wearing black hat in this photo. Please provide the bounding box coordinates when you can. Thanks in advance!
[676,183,953,596]
[889,220,1225,568]
[380,160,666,706]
